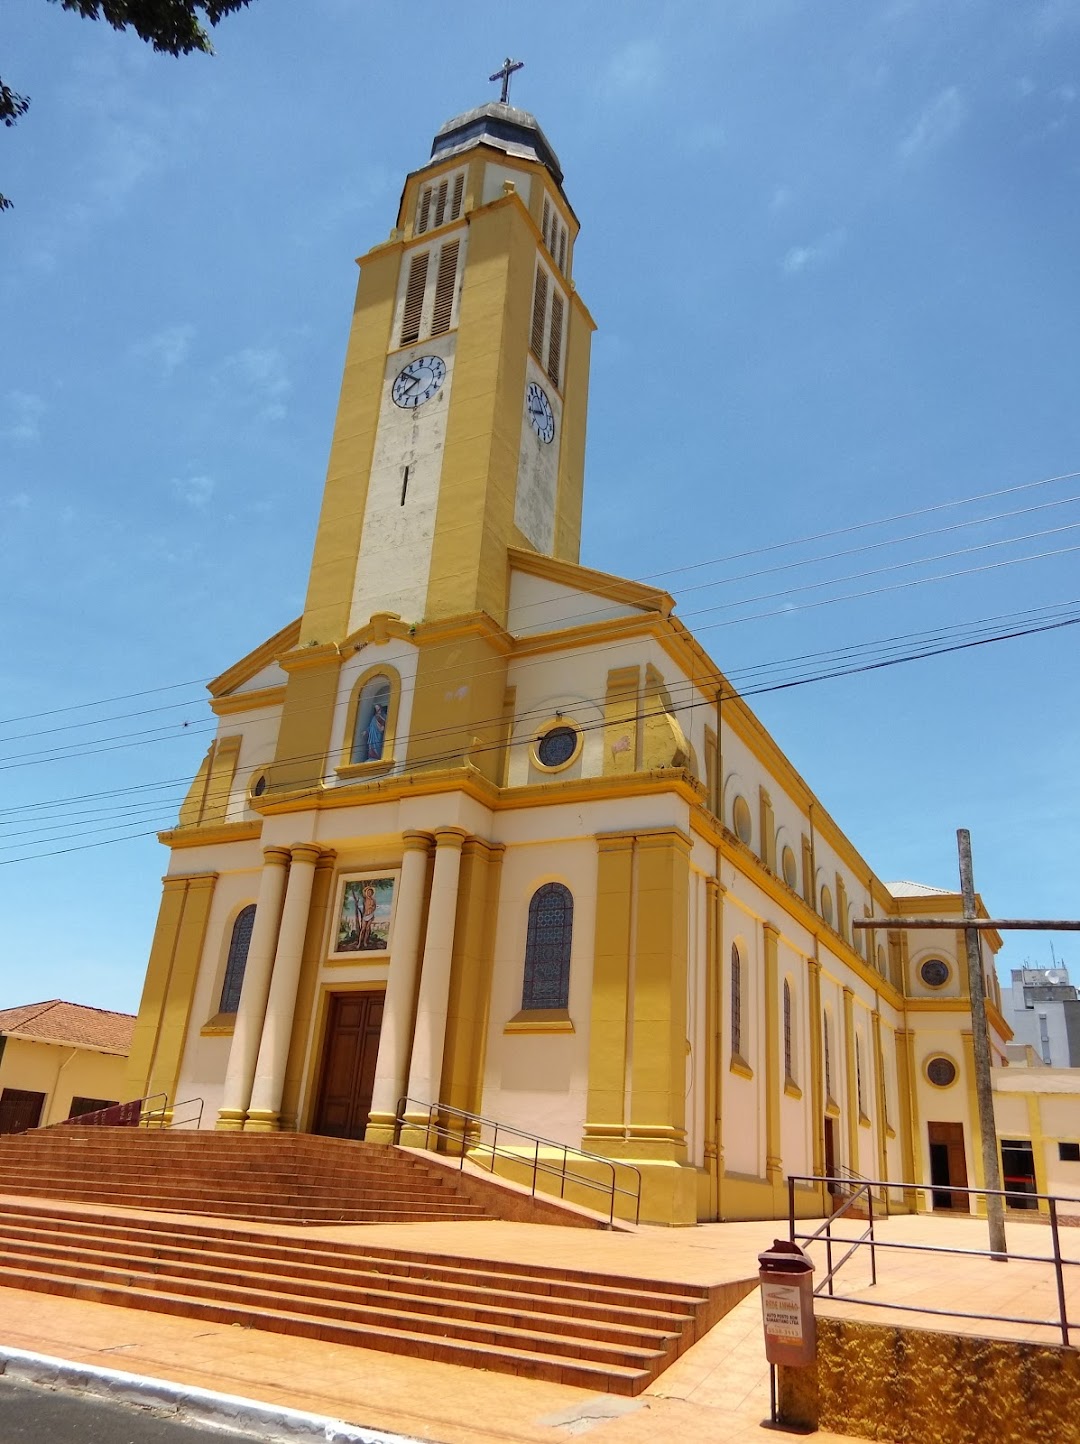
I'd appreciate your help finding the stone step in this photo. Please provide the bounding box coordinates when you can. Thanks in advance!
[0,1236,678,1358]
[0,1203,705,1311]
[0,1220,693,1337]
[0,1262,655,1394]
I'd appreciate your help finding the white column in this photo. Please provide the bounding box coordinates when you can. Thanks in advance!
[366,830,433,1142]
[401,826,468,1137]
[245,843,322,1131]
[217,846,291,1130]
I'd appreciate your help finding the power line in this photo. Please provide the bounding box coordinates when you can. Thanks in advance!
[1,605,1074,865]
[3,463,1078,733]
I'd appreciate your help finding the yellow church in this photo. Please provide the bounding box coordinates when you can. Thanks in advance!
[127,96,1013,1226]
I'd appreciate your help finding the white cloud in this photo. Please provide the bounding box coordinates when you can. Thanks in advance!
[133,324,196,376]
[219,346,291,421]
[781,228,848,277]
[897,87,966,163]
[3,391,46,443]
[171,474,215,509]
[603,41,665,99]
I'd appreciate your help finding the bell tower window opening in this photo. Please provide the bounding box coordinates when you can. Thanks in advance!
[399,252,429,347]
[541,195,569,275]
[529,261,566,391]
[415,167,466,236]
[397,239,463,349]
[431,239,460,336]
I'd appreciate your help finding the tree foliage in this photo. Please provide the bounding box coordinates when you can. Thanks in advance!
[2,0,253,210]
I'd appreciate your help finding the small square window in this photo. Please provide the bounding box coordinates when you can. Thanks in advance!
[1059,1142,1080,1163]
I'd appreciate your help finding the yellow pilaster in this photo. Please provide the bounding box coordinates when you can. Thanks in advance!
[807,955,825,1178]
[279,851,337,1131]
[583,833,634,1147]
[759,789,775,872]
[406,628,509,784]
[300,243,400,645]
[602,666,640,776]
[843,986,859,1168]
[896,1027,920,1207]
[763,922,783,1193]
[1025,1090,1050,1213]
[127,872,217,1108]
[628,829,690,1162]
[703,876,723,1218]
[441,837,505,1127]
[269,645,342,794]
[872,1008,888,1184]
[202,735,242,824]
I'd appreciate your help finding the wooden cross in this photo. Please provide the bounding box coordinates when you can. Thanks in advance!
[489,57,524,104]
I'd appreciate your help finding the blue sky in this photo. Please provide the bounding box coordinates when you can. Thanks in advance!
[2,0,1079,1013]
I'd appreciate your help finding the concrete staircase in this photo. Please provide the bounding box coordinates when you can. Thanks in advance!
[0,1197,722,1393]
[0,1128,496,1225]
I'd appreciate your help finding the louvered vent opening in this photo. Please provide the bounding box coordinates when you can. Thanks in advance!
[530,267,548,361]
[548,291,564,387]
[542,197,553,252]
[451,172,465,221]
[430,240,459,336]
[432,178,449,229]
[558,227,568,273]
[416,187,433,236]
[399,251,429,346]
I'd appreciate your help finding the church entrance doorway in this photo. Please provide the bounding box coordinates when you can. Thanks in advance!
[928,1121,969,1211]
[312,991,385,1139]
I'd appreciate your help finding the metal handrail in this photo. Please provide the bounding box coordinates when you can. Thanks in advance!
[52,1093,167,1129]
[833,1162,890,1217]
[788,1172,1079,1347]
[393,1096,642,1226]
[143,1096,205,1130]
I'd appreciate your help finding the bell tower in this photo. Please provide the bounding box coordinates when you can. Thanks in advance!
[298,97,595,648]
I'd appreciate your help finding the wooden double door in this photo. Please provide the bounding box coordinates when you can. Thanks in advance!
[313,991,385,1140]
[928,1121,969,1211]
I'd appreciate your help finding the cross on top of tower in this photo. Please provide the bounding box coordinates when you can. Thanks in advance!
[488,56,524,105]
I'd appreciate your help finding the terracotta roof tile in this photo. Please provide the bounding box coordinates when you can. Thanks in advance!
[0,999,135,1054]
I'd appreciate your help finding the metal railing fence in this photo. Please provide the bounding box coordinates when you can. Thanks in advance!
[394,1096,641,1226]
[788,1172,1079,1347]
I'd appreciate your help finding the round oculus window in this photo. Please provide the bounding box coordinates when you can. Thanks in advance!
[781,845,798,890]
[252,774,267,797]
[927,1056,957,1088]
[732,796,752,845]
[920,958,949,989]
[536,725,578,769]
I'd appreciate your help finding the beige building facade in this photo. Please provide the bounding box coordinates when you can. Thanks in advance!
[128,100,1016,1225]
[0,1000,134,1133]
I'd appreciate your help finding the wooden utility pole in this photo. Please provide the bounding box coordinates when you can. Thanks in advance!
[854,830,1080,1260]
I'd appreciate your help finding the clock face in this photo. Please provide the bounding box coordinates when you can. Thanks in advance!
[526,381,555,444]
[392,355,446,409]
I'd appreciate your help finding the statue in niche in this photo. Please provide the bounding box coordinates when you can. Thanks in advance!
[352,679,391,764]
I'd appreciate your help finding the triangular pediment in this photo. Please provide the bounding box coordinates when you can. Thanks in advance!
[507,550,672,638]
[208,617,301,699]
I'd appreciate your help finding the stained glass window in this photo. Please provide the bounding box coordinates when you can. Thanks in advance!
[522,883,573,1010]
[824,1014,833,1099]
[731,943,743,1057]
[219,904,256,1014]
[783,980,793,1082]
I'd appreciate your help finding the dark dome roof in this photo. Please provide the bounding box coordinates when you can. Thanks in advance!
[431,102,563,185]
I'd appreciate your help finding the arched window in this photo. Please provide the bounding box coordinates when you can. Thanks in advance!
[522,884,574,1010]
[219,905,255,1014]
[783,980,794,1082]
[351,674,392,764]
[731,943,743,1057]
[856,1037,866,1117]
[823,1013,833,1100]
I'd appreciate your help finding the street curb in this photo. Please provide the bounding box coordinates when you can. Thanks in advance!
[0,1344,429,1443]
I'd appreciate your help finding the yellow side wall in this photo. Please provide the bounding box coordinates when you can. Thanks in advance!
[0,1038,131,1125]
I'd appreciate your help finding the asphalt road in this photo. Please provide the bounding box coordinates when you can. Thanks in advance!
[0,1375,244,1443]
